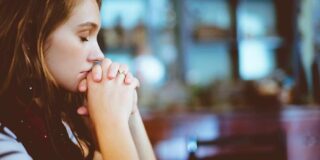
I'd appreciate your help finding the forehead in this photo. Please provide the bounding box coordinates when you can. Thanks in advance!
[65,0,101,28]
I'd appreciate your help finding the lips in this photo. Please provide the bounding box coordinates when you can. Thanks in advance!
[80,68,92,74]
[80,71,89,74]
[79,67,92,79]
[79,71,90,79]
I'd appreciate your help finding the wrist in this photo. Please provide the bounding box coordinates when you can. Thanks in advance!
[90,113,129,128]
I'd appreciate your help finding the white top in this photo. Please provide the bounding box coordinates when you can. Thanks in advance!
[0,122,77,160]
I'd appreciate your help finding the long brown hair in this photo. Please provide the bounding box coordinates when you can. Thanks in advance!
[0,0,101,159]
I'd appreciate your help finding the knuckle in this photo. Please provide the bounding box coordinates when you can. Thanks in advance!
[121,64,128,68]
[101,59,111,66]
[112,62,119,67]
[104,58,112,64]
[110,63,120,71]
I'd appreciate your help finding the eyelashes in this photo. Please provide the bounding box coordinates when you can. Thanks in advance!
[80,37,89,42]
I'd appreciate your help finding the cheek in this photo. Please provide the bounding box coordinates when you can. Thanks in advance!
[45,35,87,91]
[46,38,81,71]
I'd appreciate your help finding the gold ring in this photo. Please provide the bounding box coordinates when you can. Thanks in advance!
[118,70,126,76]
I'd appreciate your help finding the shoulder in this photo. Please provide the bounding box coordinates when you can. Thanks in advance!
[0,123,32,160]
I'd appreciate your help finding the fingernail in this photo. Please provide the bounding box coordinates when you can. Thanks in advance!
[94,72,101,81]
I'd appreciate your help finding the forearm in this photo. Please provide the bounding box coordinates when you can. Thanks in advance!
[93,116,139,160]
[129,111,156,160]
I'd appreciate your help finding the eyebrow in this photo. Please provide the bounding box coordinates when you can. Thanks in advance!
[77,22,99,30]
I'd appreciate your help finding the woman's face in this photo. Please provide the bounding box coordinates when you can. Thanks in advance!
[45,0,104,92]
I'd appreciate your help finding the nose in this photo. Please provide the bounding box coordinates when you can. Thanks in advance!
[87,45,104,63]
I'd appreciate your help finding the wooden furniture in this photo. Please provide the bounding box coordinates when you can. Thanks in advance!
[143,108,320,160]
[187,113,286,160]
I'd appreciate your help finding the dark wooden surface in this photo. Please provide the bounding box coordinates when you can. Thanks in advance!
[143,107,320,160]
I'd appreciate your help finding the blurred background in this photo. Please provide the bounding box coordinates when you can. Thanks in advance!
[98,0,320,159]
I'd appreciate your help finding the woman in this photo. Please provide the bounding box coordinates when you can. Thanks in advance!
[0,0,155,159]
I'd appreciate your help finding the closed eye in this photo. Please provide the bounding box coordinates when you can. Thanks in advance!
[80,36,89,42]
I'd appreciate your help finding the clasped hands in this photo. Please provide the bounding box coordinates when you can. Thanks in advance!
[76,58,140,122]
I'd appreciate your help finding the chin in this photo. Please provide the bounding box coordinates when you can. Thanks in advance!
[60,82,79,93]
[70,84,80,93]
